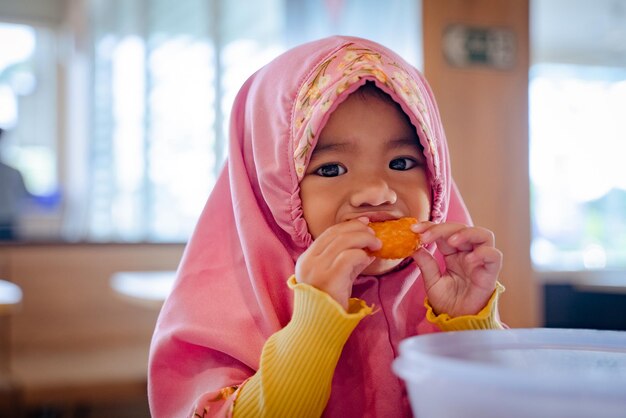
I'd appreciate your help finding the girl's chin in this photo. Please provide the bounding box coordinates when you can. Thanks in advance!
[361,257,405,276]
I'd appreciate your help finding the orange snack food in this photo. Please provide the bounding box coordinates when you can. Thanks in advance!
[367,217,421,259]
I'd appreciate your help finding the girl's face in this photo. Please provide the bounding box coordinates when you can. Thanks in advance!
[300,88,431,275]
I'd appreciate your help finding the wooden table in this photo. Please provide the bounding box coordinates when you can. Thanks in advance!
[0,279,22,315]
[0,279,22,370]
[0,279,22,412]
[109,271,176,309]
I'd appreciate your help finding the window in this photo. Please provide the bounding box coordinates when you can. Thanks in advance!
[81,0,420,242]
[530,0,626,273]
[85,0,286,242]
[0,22,59,238]
[4,0,420,242]
[530,65,626,271]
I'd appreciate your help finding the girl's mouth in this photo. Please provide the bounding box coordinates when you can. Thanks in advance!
[346,211,402,223]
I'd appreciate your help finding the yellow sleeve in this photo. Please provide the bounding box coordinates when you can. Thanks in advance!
[233,276,373,418]
[425,282,506,331]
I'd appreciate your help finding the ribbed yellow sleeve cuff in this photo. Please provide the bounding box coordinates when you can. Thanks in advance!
[425,282,505,331]
[233,276,373,417]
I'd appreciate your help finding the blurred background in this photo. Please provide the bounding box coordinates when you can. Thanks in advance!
[0,0,624,416]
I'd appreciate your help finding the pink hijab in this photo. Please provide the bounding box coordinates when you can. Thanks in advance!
[149,35,471,418]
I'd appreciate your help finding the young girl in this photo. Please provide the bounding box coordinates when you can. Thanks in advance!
[148,35,505,418]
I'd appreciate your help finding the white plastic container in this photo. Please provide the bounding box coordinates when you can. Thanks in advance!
[393,328,626,418]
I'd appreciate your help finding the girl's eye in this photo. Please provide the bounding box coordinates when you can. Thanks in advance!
[315,163,347,177]
[389,157,418,171]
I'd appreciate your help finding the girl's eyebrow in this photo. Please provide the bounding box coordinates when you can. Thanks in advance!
[314,137,417,153]
[387,137,420,150]
[311,136,420,159]
[311,140,355,156]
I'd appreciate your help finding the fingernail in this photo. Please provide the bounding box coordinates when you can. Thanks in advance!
[357,216,370,224]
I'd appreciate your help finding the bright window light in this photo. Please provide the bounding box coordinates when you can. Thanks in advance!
[530,64,626,271]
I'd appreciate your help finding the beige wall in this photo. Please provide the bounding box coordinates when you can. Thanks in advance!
[423,0,539,327]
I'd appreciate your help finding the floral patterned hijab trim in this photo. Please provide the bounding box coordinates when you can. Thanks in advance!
[292,43,441,184]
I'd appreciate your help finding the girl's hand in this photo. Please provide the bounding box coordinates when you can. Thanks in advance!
[411,222,502,317]
[295,218,381,310]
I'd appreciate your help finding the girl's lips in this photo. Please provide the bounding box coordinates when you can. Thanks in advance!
[347,212,402,223]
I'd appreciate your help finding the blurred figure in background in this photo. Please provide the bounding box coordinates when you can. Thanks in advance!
[0,127,30,240]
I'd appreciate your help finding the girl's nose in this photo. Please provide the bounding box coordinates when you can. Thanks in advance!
[349,178,397,207]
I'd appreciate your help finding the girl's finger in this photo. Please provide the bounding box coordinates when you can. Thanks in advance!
[412,222,466,243]
[333,249,376,279]
[310,219,377,254]
[318,229,381,258]
[465,245,503,278]
[411,221,435,234]
[448,226,495,250]
[416,223,495,256]
[411,247,442,291]
[415,222,469,255]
